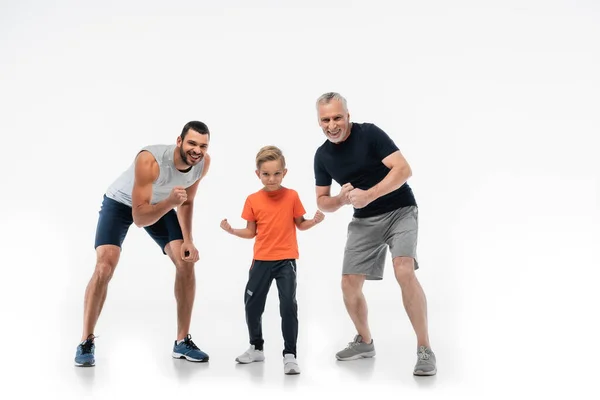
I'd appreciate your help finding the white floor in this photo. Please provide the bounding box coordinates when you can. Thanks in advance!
[25,297,463,399]
[4,243,599,400]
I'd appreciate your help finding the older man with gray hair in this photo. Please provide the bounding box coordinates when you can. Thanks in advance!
[312,92,436,376]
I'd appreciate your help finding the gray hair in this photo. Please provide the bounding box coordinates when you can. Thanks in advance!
[315,92,348,112]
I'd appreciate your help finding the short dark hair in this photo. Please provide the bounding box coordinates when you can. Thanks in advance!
[181,121,210,139]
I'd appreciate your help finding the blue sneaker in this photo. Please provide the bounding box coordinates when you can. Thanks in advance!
[74,334,96,367]
[172,334,209,362]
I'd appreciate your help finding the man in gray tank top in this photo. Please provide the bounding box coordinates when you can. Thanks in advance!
[74,121,212,367]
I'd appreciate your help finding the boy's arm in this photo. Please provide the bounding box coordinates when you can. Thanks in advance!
[294,210,324,231]
[220,219,257,239]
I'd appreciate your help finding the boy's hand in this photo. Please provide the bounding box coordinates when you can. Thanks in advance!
[220,218,234,234]
[313,210,325,224]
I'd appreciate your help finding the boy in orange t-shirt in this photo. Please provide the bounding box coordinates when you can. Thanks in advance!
[220,145,324,375]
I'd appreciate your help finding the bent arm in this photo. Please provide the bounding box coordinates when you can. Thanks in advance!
[294,216,317,231]
[131,151,174,227]
[230,220,257,239]
[316,185,345,213]
[367,150,412,202]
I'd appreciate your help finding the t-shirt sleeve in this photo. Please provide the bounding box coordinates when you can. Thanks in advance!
[293,191,307,218]
[369,123,399,160]
[314,149,332,186]
[241,196,256,221]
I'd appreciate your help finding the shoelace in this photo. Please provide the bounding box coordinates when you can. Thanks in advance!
[417,346,431,361]
[345,337,361,349]
[80,334,96,354]
[183,334,200,350]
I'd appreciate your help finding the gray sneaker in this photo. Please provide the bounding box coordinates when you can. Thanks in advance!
[413,346,437,376]
[335,335,376,361]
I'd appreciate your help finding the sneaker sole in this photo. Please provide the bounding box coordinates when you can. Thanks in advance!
[172,352,209,362]
[413,368,437,376]
[336,351,376,361]
[285,368,301,375]
[74,361,95,367]
[235,357,265,364]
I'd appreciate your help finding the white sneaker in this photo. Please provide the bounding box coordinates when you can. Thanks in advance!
[235,345,265,364]
[283,354,300,375]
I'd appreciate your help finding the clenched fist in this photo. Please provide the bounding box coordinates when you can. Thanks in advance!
[338,183,354,205]
[168,186,187,206]
[220,218,234,234]
[313,210,325,224]
[181,241,199,263]
[348,187,373,209]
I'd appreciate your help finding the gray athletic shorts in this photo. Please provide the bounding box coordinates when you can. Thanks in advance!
[343,206,419,280]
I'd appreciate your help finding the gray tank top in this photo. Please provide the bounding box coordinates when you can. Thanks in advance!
[105,144,204,206]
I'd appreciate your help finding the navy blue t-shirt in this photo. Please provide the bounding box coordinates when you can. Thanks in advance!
[313,122,417,218]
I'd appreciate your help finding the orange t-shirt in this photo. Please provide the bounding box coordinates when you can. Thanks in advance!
[242,187,306,261]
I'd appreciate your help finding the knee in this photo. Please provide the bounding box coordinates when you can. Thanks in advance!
[279,299,297,316]
[279,293,297,311]
[393,257,415,285]
[94,259,117,284]
[175,260,195,278]
[341,275,363,298]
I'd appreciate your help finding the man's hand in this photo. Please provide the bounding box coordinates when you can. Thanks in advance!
[348,188,373,209]
[168,186,187,206]
[338,183,354,205]
[181,241,199,263]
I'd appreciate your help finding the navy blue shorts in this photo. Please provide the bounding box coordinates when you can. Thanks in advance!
[94,195,183,254]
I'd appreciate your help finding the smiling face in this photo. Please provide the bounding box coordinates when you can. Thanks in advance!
[256,159,287,191]
[177,129,209,166]
[317,98,351,144]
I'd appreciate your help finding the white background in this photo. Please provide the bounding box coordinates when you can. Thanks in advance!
[1,0,599,399]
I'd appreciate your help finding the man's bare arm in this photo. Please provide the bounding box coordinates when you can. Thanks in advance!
[366,150,412,202]
[316,184,352,213]
[176,154,211,242]
[131,151,184,227]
